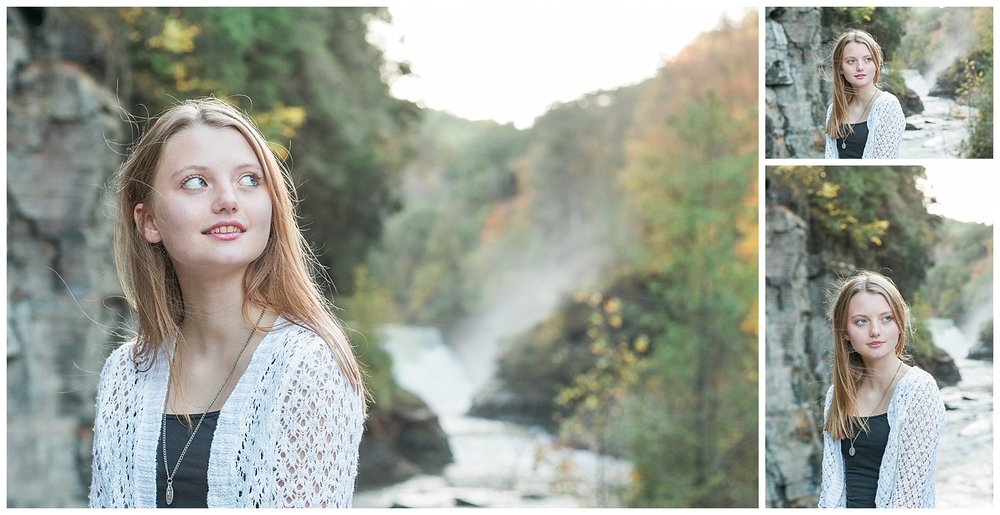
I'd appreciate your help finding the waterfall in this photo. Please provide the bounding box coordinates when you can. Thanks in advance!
[356,324,632,508]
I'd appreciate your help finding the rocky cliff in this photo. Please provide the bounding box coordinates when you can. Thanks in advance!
[765,7,827,159]
[6,7,127,507]
[764,199,845,507]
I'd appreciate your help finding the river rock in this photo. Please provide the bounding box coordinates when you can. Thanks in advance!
[912,352,962,387]
[967,320,993,361]
[358,388,454,488]
[467,378,555,428]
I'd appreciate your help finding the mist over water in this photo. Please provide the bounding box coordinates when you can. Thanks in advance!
[447,241,612,392]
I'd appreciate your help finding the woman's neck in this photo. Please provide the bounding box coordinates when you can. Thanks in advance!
[174,268,264,359]
[851,83,878,105]
[862,355,905,391]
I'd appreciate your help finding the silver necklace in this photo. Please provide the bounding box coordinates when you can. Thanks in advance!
[848,360,902,457]
[162,307,266,505]
[841,89,879,149]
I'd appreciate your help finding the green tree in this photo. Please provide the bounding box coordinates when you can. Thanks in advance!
[616,14,758,507]
[769,166,940,298]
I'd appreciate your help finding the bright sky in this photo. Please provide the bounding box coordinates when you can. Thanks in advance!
[920,163,996,225]
[369,1,751,128]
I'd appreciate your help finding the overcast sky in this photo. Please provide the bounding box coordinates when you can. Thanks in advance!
[921,164,995,226]
[370,1,751,128]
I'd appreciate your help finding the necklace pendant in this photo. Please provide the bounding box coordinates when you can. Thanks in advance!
[841,140,846,150]
[849,445,855,457]
[166,481,174,506]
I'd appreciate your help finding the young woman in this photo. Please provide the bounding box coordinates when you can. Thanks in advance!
[90,98,366,507]
[823,30,906,159]
[817,271,945,508]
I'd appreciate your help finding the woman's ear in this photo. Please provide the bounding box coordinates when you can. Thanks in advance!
[133,203,162,244]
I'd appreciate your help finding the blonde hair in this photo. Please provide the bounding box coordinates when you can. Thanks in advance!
[824,30,885,141]
[112,97,366,408]
[824,270,910,440]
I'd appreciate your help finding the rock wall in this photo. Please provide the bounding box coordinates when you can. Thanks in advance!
[764,200,844,507]
[765,7,828,159]
[6,7,127,507]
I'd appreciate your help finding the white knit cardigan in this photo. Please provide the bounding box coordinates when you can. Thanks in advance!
[817,366,945,508]
[89,317,364,508]
[824,90,906,159]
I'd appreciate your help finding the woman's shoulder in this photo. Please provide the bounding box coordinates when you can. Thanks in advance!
[100,339,140,375]
[901,365,938,388]
[874,89,902,109]
[269,316,339,365]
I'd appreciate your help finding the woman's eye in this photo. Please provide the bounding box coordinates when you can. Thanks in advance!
[882,315,894,323]
[181,176,208,190]
[239,173,261,187]
[854,319,867,326]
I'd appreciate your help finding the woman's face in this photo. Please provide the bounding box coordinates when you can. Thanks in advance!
[134,124,273,280]
[839,41,877,92]
[844,291,900,363]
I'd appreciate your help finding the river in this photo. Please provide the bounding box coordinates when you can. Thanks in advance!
[899,69,977,158]
[353,324,632,508]
[927,318,993,508]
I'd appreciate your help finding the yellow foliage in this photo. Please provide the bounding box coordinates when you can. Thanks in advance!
[147,17,200,54]
[817,181,839,199]
[634,334,650,353]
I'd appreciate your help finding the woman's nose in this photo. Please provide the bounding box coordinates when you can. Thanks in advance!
[213,184,238,213]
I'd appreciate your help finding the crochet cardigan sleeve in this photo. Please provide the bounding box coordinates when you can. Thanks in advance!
[268,332,364,507]
[883,370,945,507]
[89,343,143,508]
[823,104,839,159]
[865,92,905,159]
[222,323,365,507]
[817,386,846,507]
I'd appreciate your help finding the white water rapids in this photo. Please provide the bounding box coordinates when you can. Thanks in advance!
[927,317,993,508]
[898,69,977,158]
[353,324,631,508]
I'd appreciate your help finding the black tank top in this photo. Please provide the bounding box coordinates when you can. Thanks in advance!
[156,411,220,508]
[836,121,869,159]
[841,412,890,508]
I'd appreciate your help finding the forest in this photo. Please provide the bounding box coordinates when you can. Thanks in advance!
[9,6,757,507]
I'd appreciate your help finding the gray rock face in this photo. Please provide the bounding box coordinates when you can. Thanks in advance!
[764,7,828,159]
[764,203,829,507]
[6,7,127,508]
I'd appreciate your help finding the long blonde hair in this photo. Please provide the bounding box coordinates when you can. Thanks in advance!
[112,97,366,407]
[824,270,910,440]
[824,30,885,141]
